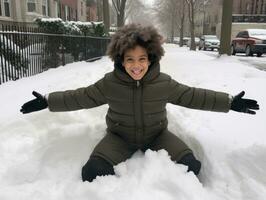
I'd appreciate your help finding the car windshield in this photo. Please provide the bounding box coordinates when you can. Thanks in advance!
[248,29,266,36]
[205,35,218,39]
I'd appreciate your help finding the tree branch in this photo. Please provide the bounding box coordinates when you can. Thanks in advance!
[112,0,119,14]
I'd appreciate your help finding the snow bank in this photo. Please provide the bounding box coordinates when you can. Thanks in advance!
[0,44,265,200]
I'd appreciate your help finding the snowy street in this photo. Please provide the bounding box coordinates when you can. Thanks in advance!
[199,49,266,71]
[0,44,266,200]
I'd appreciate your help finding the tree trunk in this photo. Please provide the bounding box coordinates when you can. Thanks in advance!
[179,0,185,47]
[103,0,110,33]
[219,0,233,55]
[113,0,127,27]
[119,0,126,27]
[186,0,196,51]
[189,6,196,51]
[117,13,124,27]
[170,11,174,43]
[190,23,196,50]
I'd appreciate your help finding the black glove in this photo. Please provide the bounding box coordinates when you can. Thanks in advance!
[230,91,259,114]
[20,91,48,114]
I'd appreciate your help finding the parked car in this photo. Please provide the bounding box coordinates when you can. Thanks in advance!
[173,37,180,44]
[198,35,220,51]
[231,29,266,57]
[187,37,200,47]
[183,37,190,45]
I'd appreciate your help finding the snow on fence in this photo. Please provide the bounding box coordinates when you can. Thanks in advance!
[0,25,110,85]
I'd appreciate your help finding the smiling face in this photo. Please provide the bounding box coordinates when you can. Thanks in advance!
[122,45,150,80]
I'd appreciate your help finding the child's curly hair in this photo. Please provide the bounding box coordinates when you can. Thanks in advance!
[107,24,165,65]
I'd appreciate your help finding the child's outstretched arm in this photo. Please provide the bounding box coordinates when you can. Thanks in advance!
[20,79,107,114]
[168,79,259,114]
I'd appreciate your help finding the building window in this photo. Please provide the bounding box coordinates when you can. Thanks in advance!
[261,1,265,14]
[215,14,218,23]
[0,2,2,16]
[4,0,10,17]
[27,0,36,12]
[55,1,61,18]
[42,0,48,16]
[55,1,59,17]
[255,0,259,14]
[0,0,11,17]
[55,1,58,17]
[81,2,83,16]
[65,5,70,21]
[64,5,67,20]
[246,3,250,14]
[68,6,71,20]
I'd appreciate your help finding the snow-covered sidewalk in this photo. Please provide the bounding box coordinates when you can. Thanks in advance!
[0,44,265,200]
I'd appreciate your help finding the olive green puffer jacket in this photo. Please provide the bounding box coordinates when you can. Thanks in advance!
[47,62,230,145]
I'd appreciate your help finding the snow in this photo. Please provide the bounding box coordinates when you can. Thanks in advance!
[0,44,266,200]
[39,18,103,26]
[39,18,63,22]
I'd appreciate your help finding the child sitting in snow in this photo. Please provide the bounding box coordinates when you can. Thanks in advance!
[20,24,259,182]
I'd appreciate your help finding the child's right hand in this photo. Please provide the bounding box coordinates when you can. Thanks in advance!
[20,91,48,114]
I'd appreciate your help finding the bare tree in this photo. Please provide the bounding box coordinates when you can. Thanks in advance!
[177,0,186,46]
[103,0,110,33]
[154,0,173,42]
[185,0,208,50]
[186,0,196,50]
[154,0,186,43]
[112,0,127,27]
[126,0,155,26]
[219,0,233,55]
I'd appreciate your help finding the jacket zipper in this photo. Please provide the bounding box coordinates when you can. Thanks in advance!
[136,80,140,87]
[134,80,143,145]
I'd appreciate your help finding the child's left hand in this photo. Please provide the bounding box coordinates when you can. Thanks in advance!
[230,91,259,114]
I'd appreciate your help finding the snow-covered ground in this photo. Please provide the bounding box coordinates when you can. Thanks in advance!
[0,44,265,200]
[200,49,266,71]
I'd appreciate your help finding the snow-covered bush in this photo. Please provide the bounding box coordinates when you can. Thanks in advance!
[0,35,29,81]
[35,18,65,34]
[35,18,106,37]
[34,18,107,65]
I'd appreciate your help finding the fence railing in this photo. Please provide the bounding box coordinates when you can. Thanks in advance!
[0,25,110,85]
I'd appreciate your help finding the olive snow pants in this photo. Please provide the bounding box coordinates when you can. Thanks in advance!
[91,129,192,165]
[82,129,200,182]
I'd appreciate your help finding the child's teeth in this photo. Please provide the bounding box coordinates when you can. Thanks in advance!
[132,69,141,74]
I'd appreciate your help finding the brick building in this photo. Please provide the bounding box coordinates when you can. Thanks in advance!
[59,0,86,21]
[233,0,266,14]
[195,0,266,37]
[0,0,87,24]
[86,0,97,21]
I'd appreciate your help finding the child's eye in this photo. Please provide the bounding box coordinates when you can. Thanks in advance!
[126,58,133,62]
[140,57,147,62]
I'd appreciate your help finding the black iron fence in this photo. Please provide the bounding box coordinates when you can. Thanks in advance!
[0,25,110,85]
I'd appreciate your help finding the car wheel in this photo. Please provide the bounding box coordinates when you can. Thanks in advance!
[257,52,262,57]
[245,45,253,56]
[198,46,202,50]
[231,45,236,55]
